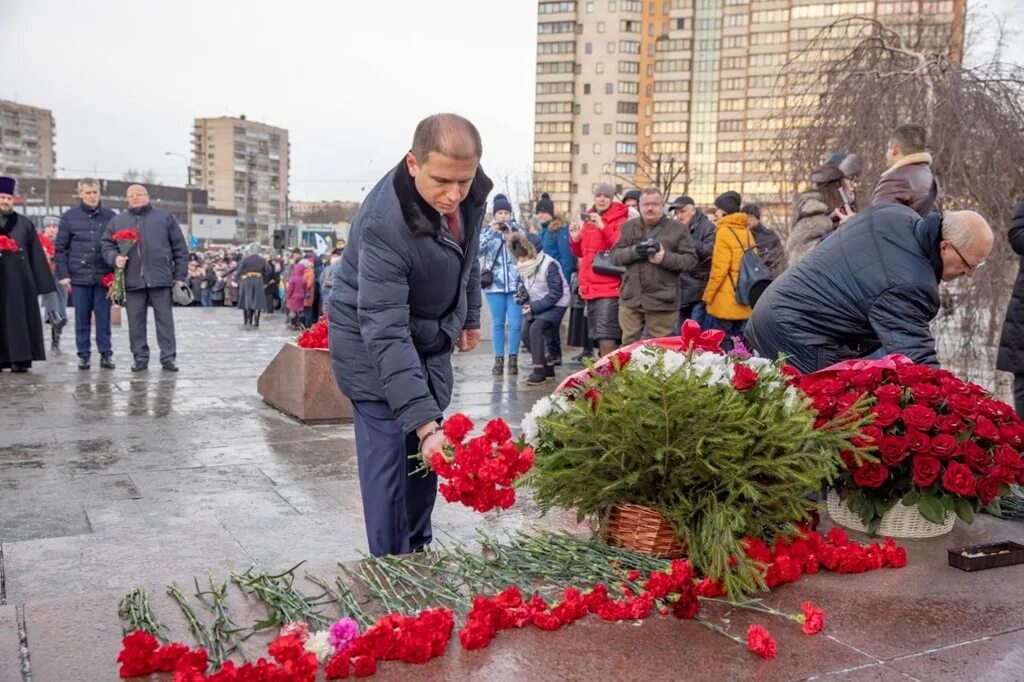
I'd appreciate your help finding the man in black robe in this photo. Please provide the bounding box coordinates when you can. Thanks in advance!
[0,176,56,372]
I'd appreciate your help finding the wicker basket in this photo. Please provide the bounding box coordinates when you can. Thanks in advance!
[606,503,687,557]
[827,489,955,538]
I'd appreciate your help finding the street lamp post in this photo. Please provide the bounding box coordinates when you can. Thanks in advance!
[164,151,193,242]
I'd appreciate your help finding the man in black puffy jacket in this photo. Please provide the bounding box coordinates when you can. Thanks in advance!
[997,198,1024,417]
[745,204,992,373]
[101,185,189,372]
[328,114,490,556]
[56,179,116,369]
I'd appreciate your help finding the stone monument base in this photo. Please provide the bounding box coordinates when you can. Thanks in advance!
[257,342,352,424]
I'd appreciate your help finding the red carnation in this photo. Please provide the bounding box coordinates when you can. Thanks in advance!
[902,405,937,432]
[732,363,759,391]
[941,461,977,497]
[325,653,350,679]
[871,402,902,429]
[112,228,140,243]
[912,455,941,488]
[483,418,512,443]
[852,461,889,488]
[672,593,700,619]
[352,655,377,677]
[877,435,908,467]
[746,624,777,660]
[442,413,473,443]
[800,602,825,635]
[0,235,19,253]
[101,272,116,288]
[873,383,904,404]
[929,434,959,460]
[117,630,159,677]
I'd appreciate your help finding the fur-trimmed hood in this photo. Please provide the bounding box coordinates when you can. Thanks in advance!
[880,151,932,178]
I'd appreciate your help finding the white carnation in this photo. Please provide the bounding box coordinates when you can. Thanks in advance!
[304,630,334,663]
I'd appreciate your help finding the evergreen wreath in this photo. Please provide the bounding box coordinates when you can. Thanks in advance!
[522,340,868,598]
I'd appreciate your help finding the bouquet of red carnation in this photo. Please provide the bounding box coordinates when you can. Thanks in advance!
[0,235,19,253]
[296,314,328,349]
[424,414,534,513]
[107,229,139,305]
[797,355,1024,532]
[101,272,116,289]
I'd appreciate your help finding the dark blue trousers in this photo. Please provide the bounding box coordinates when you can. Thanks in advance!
[352,401,438,556]
[72,285,112,358]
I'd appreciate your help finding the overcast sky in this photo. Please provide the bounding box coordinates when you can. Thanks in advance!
[4,0,1021,203]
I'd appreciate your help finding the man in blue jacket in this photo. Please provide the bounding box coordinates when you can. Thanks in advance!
[101,185,189,372]
[328,114,491,557]
[56,178,116,370]
[745,204,993,373]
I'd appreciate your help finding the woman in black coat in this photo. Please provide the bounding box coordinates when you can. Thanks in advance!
[997,198,1024,417]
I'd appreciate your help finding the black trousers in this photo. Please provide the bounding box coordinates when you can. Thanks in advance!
[523,318,558,367]
[1014,374,1024,420]
[125,287,176,364]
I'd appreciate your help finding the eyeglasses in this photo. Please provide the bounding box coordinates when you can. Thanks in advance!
[947,242,983,272]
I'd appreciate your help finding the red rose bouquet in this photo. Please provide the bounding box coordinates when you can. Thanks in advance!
[107,229,140,305]
[424,414,534,513]
[0,235,19,253]
[296,314,328,349]
[797,356,1024,532]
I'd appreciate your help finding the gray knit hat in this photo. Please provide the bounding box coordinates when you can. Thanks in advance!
[594,182,616,198]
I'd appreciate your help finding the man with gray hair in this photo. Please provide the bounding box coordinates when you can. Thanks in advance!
[101,184,189,372]
[745,203,993,373]
[56,179,116,369]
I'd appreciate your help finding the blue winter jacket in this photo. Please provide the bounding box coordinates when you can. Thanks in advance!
[55,202,116,286]
[328,159,492,434]
[479,220,524,294]
[539,220,575,282]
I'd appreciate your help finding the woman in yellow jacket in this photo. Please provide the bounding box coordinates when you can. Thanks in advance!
[701,191,753,348]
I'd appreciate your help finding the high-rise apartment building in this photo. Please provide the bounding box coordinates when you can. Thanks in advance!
[192,115,289,243]
[0,99,56,178]
[533,0,965,214]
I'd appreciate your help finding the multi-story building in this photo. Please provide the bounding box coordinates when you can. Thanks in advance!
[0,99,56,178]
[533,0,965,214]
[192,115,289,243]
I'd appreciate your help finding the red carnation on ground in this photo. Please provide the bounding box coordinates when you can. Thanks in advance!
[746,624,777,660]
[800,602,825,635]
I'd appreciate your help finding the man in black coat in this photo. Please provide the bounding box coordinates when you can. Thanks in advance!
[742,203,787,277]
[0,176,56,371]
[101,184,189,372]
[997,198,1024,417]
[671,195,716,328]
[745,204,993,373]
[328,114,490,556]
[56,178,117,369]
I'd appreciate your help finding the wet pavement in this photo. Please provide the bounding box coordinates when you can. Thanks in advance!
[1,306,1023,681]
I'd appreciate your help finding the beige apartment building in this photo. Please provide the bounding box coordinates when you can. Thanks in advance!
[533,0,965,214]
[0,99,56,178]
[192,115,289,243]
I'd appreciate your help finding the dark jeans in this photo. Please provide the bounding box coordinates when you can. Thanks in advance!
[1014,374,1024,420]
[352,401,437,556]
[676,302,700,334]
[72,284,112,358]
[523,317,559,367]
[200,289,212,307]
[125,287,176,365]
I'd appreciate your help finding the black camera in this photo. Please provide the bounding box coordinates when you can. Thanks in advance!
[635,239,659,259]
[513,283,530,306]
[497,222,509,232]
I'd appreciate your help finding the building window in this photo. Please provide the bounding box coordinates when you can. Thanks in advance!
[538,41,576,55]
[582,123,590,135]
[615,162,637,174]
[581,163,589,174]
[618,81,638,94]
[616,101,639,114]
[539,21,576,34]
[605,82,614,94]
[539,1,577,13]
[676,18,688,30]
[620,19,640,32]
[584,83,591,94]
[597,21,605,32]
[608,0,616,9]
[617,121,638,134]
[586,1,594,11]
[619,40,641,53]
[616,142,638,155]
[537,81,575,94]
[593,143,602,155]
[618,60,640,74]
[607,41,616,54]
[595,102,603,113]
[537,60,576,74]
[585,42,593,54]
[596,62,605,73]
[604,123,613,134]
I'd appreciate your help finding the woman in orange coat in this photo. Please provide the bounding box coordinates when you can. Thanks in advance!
[701,191,754,349]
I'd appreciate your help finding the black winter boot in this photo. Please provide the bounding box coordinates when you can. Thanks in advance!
[51,325,61,351]
[243,310,252,325]
[253,310,261,327]
[492,356,504,376]
[507,354,519,375]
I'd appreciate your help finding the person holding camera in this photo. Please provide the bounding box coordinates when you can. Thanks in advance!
[479,193,524,376]
[610,187,697,345]
[786,152,862,266]
[507,233,569,386]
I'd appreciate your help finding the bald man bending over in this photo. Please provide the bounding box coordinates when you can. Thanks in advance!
[101,184,189,372]
[744,203,993,373]
[327,113,493,556]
